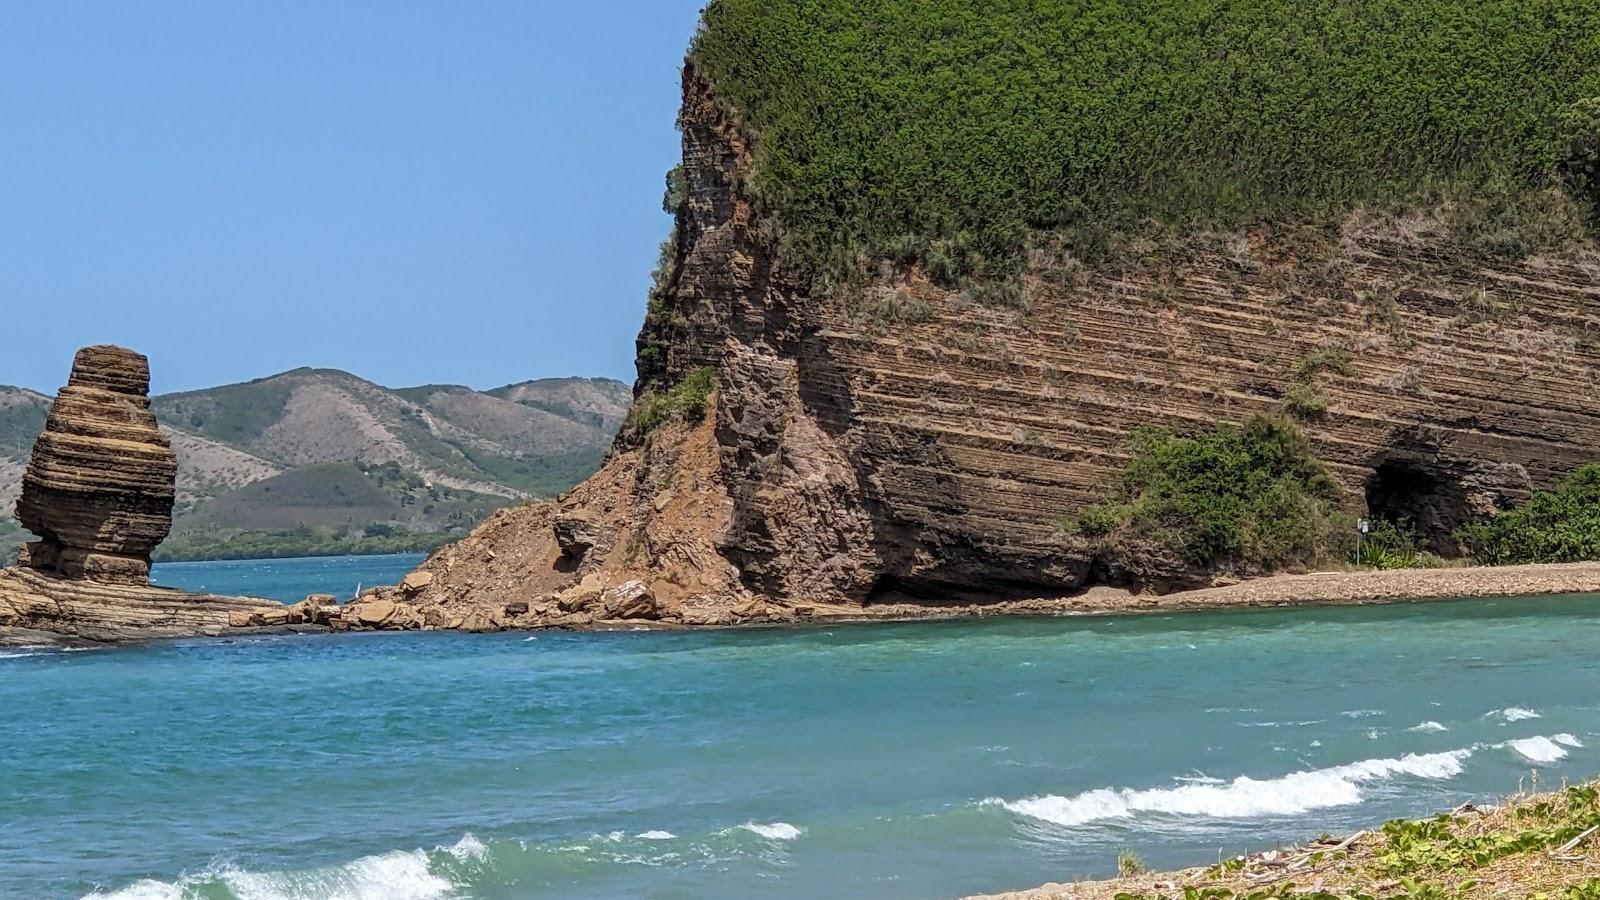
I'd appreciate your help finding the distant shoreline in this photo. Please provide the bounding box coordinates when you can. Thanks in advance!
[151,546,438,565]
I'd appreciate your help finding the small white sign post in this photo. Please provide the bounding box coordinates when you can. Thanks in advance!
[1357,517,1372,561]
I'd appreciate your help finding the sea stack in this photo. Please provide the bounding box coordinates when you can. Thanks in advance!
[14,345,177,585]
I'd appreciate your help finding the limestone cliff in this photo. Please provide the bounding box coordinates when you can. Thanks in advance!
[394,65,1600,626]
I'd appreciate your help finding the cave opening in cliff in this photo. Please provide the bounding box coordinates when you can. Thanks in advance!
[1363,461,1472,557]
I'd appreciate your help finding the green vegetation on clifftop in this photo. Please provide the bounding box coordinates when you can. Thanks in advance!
[692,0,1600,283]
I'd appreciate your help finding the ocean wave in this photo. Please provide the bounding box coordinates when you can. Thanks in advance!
[441,832,489,862]
[1500,735,1582,764]
[637,830,677,840]
[988,749,1471,828]
[739,822,802,841]
[83,882,182,900]
[1492,707,1541,722]
[83,845,462,900]
[1407,721,1449,733]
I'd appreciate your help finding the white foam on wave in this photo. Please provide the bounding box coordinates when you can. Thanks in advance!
[442,832,490,862]
[1555,734,1584,748]
[988,749,1471,828]
[83,882,182,900]
[1408,721,1449,733]
[740,821,802,841]
[637,830,676,840]
[1502,736,1570,764]
[1493,707,1541,722]
[82,844,462,900]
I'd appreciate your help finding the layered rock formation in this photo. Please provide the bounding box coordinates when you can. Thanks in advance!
[15,345,177,584]
[385,65,1600,628]
[1,345,295,644]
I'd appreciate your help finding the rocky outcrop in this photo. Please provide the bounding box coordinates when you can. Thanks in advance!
[0,567,286,644]
[15,345,178,585]
[390,64,1600,628]
[0,345,303,644]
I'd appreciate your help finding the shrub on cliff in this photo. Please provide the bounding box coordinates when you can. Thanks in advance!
[627,367,718,434]
[1075,416,1345,571]
[1456,464,1600,565]
[691,0,1600,283]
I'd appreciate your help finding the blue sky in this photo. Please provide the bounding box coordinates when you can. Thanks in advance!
[1,2,707,394]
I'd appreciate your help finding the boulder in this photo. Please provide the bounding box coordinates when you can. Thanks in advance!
[553,512,616,563]
[400,570,435,593]
[601,580,658,619]
[285,594,338,625]
[352,599,396,626]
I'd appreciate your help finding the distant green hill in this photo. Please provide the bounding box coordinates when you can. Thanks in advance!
[692,0,1600,283]
[0,371,631,563]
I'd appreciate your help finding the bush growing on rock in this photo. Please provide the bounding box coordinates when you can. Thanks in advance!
[627,367,718,434]
[1076,416,1346,572]
[1456,464,1600,565]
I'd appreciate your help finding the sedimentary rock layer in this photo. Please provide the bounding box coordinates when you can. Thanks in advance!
[0,567,280,644]
[15,345,178,584]
[398,66,1600,625]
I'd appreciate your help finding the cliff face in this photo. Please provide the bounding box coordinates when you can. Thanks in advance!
[401,67,1600,622]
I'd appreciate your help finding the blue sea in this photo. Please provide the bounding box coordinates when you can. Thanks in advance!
[3,556,1599,899]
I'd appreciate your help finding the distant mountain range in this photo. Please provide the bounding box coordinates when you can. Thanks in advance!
[0,369,630,562]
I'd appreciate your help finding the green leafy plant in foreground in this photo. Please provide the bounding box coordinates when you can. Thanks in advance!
[1073,416,1345,571]
[1455,463,1600,565]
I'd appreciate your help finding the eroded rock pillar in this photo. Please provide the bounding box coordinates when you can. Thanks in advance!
[14,345,177,584]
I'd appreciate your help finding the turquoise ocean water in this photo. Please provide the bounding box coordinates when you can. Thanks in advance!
[3,556,1599,899]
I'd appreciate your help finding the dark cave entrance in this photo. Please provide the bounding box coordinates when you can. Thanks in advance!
[1363,460,1473,557]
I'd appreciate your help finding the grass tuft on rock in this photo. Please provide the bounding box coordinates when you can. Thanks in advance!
[627,367,718,435]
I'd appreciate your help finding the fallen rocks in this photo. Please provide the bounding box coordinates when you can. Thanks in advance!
[352,599,396,626]
[553,512,615,564]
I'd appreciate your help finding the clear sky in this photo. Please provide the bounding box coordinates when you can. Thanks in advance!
[1,2,707,394]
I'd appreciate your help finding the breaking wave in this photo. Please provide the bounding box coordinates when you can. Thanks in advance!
[82,848,455,900]
[988,749,1472,827]
[1492,707,1541,722]
[1501,734,1584,764]
[738,822,803,841]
